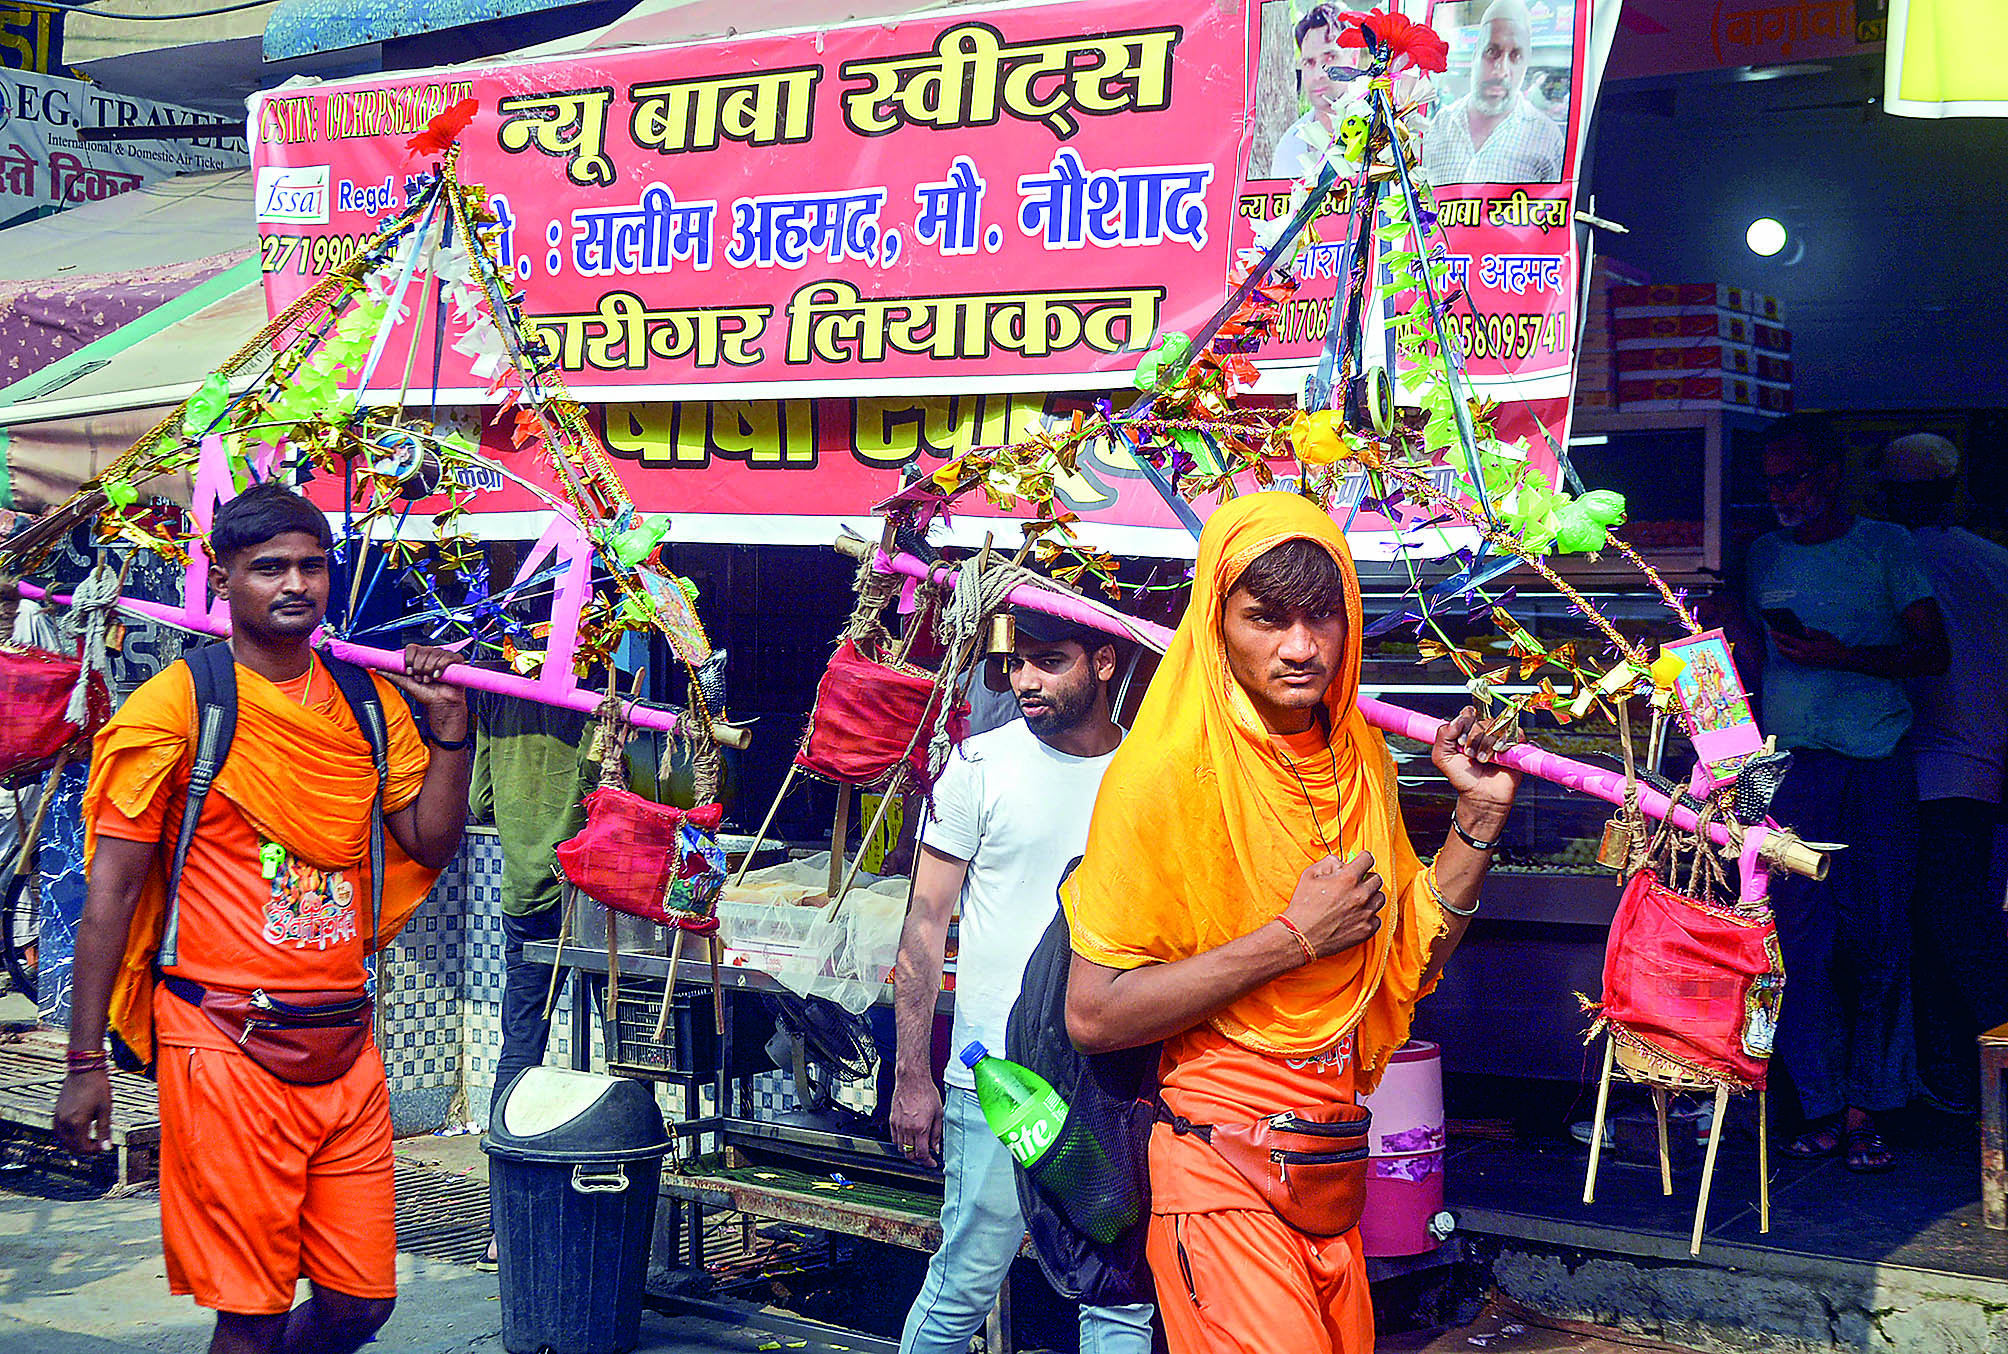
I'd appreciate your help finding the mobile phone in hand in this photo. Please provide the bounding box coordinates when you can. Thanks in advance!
[1760,607,1807,639]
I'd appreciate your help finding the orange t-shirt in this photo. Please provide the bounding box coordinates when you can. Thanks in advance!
[93,659,427,1047]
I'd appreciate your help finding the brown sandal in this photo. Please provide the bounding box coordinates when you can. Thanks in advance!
[1782,1121,1842,1159]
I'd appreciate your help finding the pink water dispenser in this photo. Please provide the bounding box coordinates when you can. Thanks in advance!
[1357,1040,1450,1256]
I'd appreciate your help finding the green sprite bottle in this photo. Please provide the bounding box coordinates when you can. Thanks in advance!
[961,1041,1068,1169]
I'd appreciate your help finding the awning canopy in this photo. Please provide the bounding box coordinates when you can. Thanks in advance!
[264,0,619,60]
[0,169,253,396]
[0,260,264,511]
[0,170,250,283]
[0,260,266,427]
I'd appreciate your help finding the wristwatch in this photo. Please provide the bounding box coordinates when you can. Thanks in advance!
[422,722,474,751]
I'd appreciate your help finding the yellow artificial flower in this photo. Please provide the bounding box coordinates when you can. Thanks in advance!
[1287,409,1346,466]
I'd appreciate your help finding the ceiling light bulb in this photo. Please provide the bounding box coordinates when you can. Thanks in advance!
[1746,217,1788,257]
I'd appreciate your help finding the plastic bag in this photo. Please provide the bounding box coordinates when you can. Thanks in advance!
[715,856,908,1013]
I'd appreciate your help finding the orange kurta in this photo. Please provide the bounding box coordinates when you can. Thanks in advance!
[1065,494,1446,1353]
[86,655,436,1312]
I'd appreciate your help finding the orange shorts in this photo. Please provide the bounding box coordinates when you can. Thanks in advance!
[1148,1209,1374,1354]
[155,1018,396,1315]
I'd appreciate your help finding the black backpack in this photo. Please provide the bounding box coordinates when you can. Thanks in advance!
[112,642,390,1074]
[1004,884,1161,1308]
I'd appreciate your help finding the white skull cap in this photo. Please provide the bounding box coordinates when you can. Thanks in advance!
[1879,433,1959,483]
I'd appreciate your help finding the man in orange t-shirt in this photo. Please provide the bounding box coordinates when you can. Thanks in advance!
[1064,494,1521,1352]
[55,481,474,1354]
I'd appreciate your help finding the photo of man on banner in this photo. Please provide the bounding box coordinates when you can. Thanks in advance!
[1421,0,1574,184]
[1253,1,1380,181]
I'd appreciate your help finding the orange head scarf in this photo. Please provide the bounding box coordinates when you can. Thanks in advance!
[1064,492,1444,1090]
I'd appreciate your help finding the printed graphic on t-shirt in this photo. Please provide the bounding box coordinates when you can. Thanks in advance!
[1284,1035,1355,1076]
[263,850,358,950]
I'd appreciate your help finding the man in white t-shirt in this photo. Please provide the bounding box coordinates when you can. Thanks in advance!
[890,608,1151,1354]
[1878,433,2008,1110]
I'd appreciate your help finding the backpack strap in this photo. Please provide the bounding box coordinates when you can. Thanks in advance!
[158,643,237,970]
[319,651,388,957]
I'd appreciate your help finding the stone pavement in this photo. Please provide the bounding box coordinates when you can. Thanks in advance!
[0,1153,1689,1354]
[0,1169,869,1354]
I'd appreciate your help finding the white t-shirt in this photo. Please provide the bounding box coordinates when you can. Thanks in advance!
[920,718,1120,1090]
[1908,526,2008,803]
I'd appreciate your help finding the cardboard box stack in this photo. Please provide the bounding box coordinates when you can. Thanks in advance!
[1575,258,1647,411]
[1607,283,1792,414]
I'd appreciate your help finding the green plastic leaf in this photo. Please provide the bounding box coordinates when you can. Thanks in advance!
[103,479,137,510]
[1552,496,1621,554]
[609,513,672,567]
[1577,489,1628,526]
[181,373,230,438]
[1171,427,1218,476]
[1376,221,1412,244]
[1132,331,1192,391]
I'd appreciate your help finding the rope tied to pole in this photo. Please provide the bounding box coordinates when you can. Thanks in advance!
[924,554,1028,781]
[63,556,125,725]
[843,555,901,653]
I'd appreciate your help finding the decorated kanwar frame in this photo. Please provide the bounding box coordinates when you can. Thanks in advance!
[249,0,1610,553]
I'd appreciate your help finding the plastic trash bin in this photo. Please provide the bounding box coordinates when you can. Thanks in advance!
[485,1067,673,1354]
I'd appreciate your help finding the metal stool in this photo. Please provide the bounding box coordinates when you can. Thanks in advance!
[1582,1036,1768,1255]
[1982,1021,2008,1230]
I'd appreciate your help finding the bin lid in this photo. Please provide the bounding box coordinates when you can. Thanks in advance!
[484,1068,672,1164]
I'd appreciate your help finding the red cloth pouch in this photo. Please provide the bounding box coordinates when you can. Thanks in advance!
[556,789,725,926]
[1598,869,1784,1088]
[795,637,965,791]
[0,645,106,779]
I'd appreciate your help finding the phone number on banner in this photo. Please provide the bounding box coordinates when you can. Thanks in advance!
[1443,308,1570,362]
[260,233,376,276]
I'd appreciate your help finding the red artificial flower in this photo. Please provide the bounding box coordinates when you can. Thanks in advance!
[509,406,546,451]
[406,98,479,159]
[1336,9,1449,74]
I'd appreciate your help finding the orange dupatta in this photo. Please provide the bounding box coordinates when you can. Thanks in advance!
[1063,493,1445,1090]
[84,660,439,1063]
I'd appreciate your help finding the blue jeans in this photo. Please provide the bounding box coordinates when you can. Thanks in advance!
[899,1089,1154,1354]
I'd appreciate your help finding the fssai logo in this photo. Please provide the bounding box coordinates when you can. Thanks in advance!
[255,165,330,224]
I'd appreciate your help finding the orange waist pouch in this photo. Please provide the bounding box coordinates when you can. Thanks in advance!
[163,976,371,1085]
[1159,1100,1371,1236]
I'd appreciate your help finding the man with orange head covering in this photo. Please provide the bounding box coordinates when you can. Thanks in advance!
[1065,492,1520,1352]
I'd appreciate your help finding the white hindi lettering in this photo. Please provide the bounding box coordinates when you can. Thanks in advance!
[1294,240,1354,281]
[727,187,890,269]
[569,183,717,277]
[1478,252,1563,296]
[1432,247,1473,292]
[1015,149,1211,251]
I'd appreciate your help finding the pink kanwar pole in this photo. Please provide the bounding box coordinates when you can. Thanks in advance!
[15,581,687,737]
[856,544,1820,885]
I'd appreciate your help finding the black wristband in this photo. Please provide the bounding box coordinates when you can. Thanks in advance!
[1451,808,1499,852]
[423,725,474,752]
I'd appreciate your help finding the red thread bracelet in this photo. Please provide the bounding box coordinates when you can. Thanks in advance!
[1275,915,1318,966]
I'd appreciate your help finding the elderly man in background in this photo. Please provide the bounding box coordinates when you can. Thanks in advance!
[1877,433,2008,1113]
[1747,416,1948,1174]
[1422,0,1564,184]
